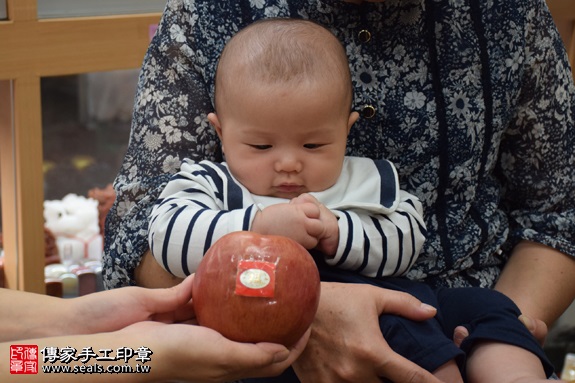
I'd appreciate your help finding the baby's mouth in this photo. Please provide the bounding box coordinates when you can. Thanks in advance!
[274,184,304,195]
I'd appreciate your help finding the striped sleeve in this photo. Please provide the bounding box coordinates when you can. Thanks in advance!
[326,190,427,278]
[148,160,258,278]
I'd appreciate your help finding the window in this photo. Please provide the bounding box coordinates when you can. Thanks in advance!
[42,72,136,201]
[0,2,6,20]
[0,0,160,292]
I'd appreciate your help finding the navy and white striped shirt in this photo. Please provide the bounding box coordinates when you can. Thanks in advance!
[149,157,426,279]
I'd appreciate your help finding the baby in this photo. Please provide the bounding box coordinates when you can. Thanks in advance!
[149,18,555,382]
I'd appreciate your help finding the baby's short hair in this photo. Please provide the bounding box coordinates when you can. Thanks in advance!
[214,18,352,110]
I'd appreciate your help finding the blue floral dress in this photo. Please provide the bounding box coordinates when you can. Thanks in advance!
[103,0,575,289]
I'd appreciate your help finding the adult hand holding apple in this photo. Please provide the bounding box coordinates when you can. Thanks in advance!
[192,231,321,347]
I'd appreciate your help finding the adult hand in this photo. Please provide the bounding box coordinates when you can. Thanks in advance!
[0,274,309,382]
[118,321,310,382]
[67,275,197,336]
[1,310,309,383]
[452,315,548,347]
[293,282,445,383]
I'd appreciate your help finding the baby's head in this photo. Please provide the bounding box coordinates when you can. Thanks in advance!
[209,19,358,199]
[213,18,354,112]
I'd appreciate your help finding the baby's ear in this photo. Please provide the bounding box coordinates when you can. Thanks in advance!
[207,113,222,136]
[347,111,359,133]
[207,112,224,152]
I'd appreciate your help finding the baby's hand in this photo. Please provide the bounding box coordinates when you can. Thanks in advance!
[251,202,323,249]
[290,194,339,256]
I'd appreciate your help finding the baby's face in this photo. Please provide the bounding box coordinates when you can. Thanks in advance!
[211,82,357,199]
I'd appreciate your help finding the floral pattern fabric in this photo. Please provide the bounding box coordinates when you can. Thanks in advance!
[103,0,575,289]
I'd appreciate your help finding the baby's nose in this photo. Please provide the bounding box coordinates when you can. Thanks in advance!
[274,155,302,173]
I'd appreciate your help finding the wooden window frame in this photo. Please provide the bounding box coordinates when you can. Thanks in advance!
[0,0,160,292]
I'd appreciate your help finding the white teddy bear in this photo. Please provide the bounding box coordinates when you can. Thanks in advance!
[44,193,103,265]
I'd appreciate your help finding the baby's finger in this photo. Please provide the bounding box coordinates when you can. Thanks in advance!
[304,215,325,238]
[291,193,319,205]
[297,202,321,220]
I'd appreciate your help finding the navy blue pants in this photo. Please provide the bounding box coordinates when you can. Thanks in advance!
[245,264,554,382]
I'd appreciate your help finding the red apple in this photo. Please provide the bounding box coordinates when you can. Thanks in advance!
[192,231,321,346]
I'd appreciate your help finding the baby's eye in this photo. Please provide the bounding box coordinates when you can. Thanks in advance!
[303,143,323,149]
[249,144,272,150]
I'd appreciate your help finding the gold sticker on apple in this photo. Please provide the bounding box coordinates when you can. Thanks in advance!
[236,260,276,297]
[240,269,271,289]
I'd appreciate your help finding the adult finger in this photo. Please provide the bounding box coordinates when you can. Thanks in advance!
[221,329,311,379]
[372,285,437,321]
[453,315,548,349]
[144,275,196,321]
[519,315,548,345]
[453,325,469,348]
[375,351,445,383]
[255,329,311,369]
